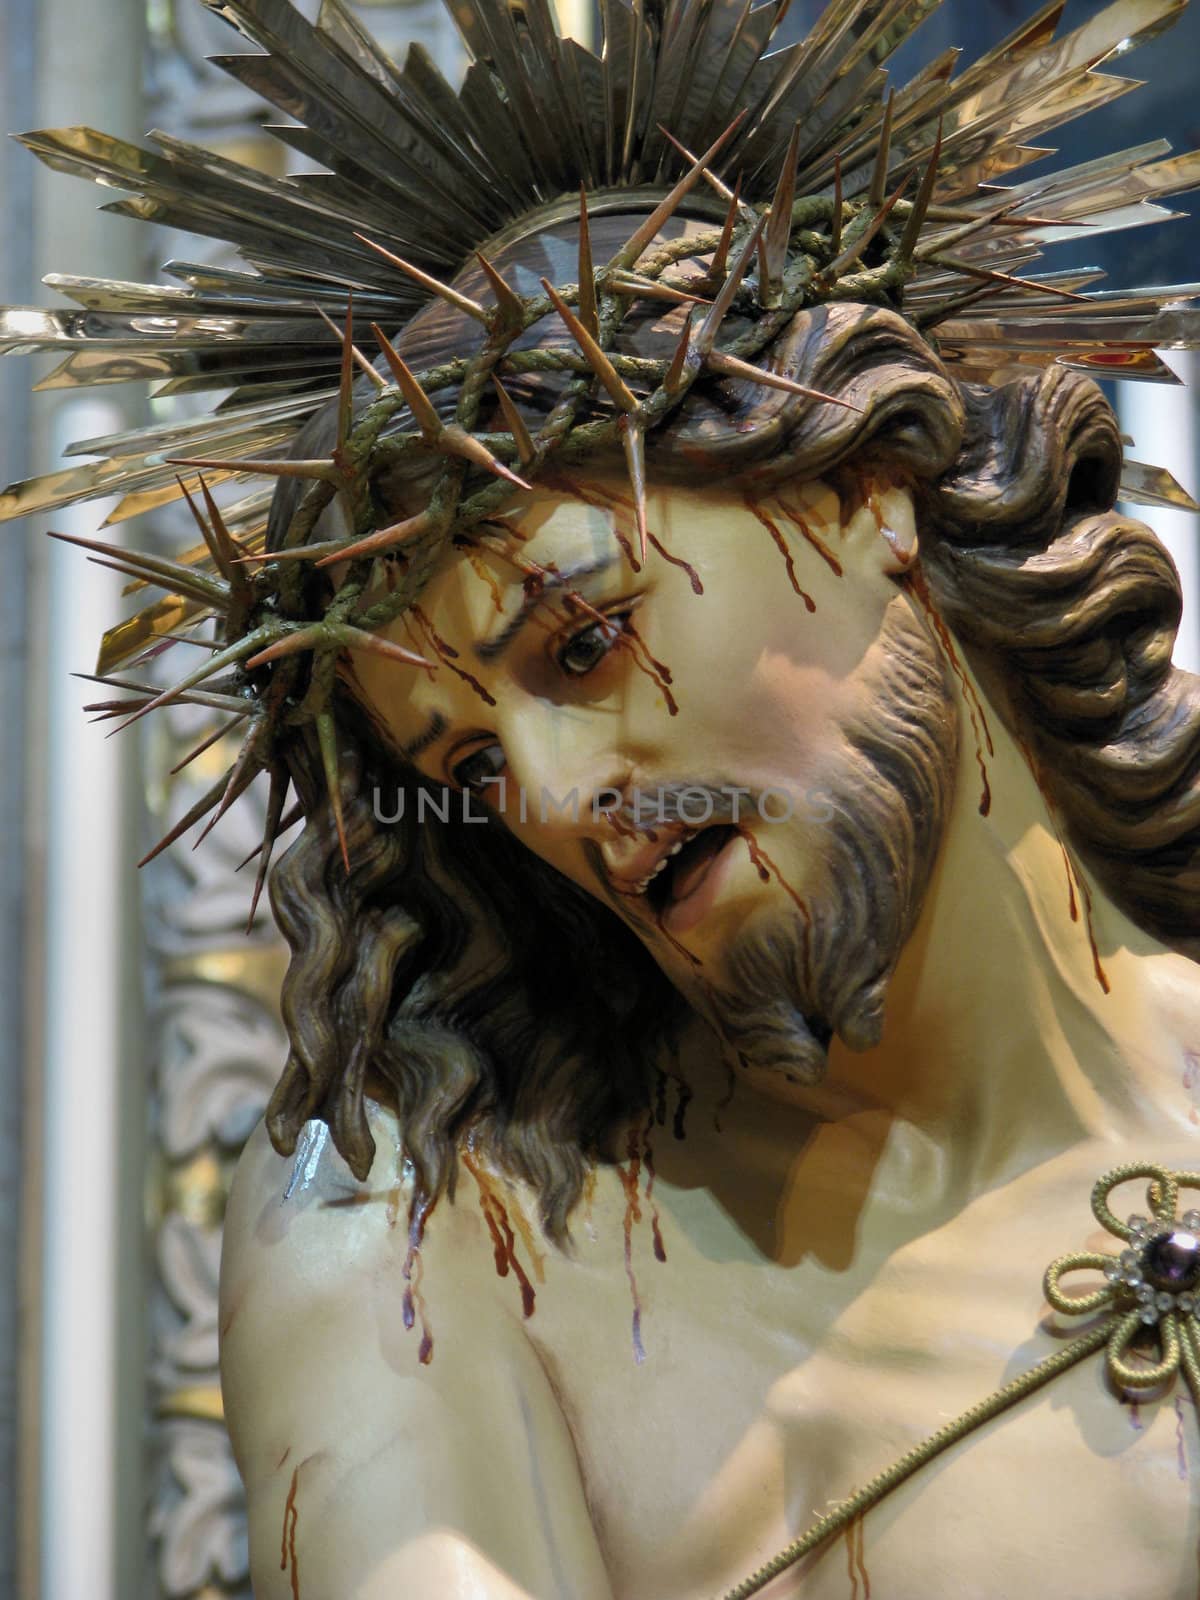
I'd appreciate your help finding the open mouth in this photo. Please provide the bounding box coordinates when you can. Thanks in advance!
[643,823,739,918]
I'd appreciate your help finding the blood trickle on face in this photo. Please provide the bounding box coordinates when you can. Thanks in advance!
[348,472,957,1079]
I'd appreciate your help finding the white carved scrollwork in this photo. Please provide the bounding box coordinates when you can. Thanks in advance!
[140,7,467,1595]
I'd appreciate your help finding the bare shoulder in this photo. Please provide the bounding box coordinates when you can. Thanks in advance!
[219,1103,614,1600]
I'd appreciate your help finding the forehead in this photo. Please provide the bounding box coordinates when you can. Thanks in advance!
[429,478,629,627]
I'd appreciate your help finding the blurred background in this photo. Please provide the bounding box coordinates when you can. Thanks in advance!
[0,1,1196,1597]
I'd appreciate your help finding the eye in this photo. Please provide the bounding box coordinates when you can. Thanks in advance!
[450,741,506,792]
[555,609,634,677]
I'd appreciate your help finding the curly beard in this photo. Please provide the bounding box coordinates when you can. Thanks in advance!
[705,594,960,1084]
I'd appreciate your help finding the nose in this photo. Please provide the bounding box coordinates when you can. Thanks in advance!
[495,698,633,840]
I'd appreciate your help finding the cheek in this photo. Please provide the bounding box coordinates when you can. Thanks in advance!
[662,631,847,782]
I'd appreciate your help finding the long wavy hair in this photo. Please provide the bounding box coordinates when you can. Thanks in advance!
[261,273,1200,1239]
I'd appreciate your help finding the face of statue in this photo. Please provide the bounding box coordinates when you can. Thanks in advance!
[349,472,959,1082]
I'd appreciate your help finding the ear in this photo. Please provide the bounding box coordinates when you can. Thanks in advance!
[875,482,919,574]
[842,477,920,576]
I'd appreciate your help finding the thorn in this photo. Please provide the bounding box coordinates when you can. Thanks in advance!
[664,308,696,395]
[177,475,253,601]
[695,213,766,357]
[657,126,749,212]
[820,174,909,282]
[927,254,1091,302]
[869,88,896,211]
[237,796,303,873]
[913,191,1025,261]
[370,322,442,439]
[243,624,329,670]
[193,720,268,849]
[353,232,488,324]
[46,528,228,607]
[137,771,231,868]
[912,278,998,331]
[440,424,534,491]
[831,153,843,259]
[577,187,599,341]
[177,474,233,584]
[612,111,747,272]
[85,552,225,612]
[197,474,253,564]
[245,766,292,929]
[73,671,169,696]
[761,122,801,309]
[316,710,351,874]
[914,193,1085,261]
[105,623,276,735]
[137,629,218,652]
[710,175,742,283]
[706,351,862,411]
[897,117,942,265]
[999,213,1095,229]
[74,670,247,718]
[619,416,648,566]
[609,271,710,307]
[313,507,436,567]
[475,251,526,327]
[235,539,350,566]
[312,301,386,389]
[336,294,355,455]
[170,718,241,776]
[86,700,148,721]
[492,376,537,466]
[540,278,640,414]
[166,454,340,483]
[336,625,437,673]
[243,624,433,675]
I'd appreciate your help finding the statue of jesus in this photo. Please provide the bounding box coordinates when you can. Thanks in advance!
[5,0,1199,1591]
[218,282,1200,1597]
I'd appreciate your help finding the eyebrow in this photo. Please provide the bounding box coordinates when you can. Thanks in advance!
[475,554,620,663]
[396,709,447,763]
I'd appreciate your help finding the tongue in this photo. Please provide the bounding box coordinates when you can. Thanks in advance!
[671,826,732,902]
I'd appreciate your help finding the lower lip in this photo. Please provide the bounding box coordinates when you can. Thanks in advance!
[661,831,741,937]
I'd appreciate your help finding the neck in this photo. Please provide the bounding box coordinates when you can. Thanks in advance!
[665,660,1200,1236]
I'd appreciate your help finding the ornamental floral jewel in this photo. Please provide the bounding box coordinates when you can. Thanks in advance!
[1044,1162,1200,1399]
[713,1164,1200,1597]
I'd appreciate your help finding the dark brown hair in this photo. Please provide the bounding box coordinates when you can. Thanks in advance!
[262,285,1200,1236]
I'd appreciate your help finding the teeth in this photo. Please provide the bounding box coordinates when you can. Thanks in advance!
[628,836,690,894]
[633,852,675,894]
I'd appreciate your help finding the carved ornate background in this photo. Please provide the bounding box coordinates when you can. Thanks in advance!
[139,7,465,1595]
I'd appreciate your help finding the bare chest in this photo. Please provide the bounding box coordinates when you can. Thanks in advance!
[510,1144,1200,1600]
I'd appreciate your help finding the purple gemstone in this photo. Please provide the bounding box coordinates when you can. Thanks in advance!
[1141,1229,1200,1290]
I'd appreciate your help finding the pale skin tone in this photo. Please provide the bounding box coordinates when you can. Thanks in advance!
[220,474,1200,1599]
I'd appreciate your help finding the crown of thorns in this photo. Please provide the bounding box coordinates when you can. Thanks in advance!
[3,0,1200,913]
